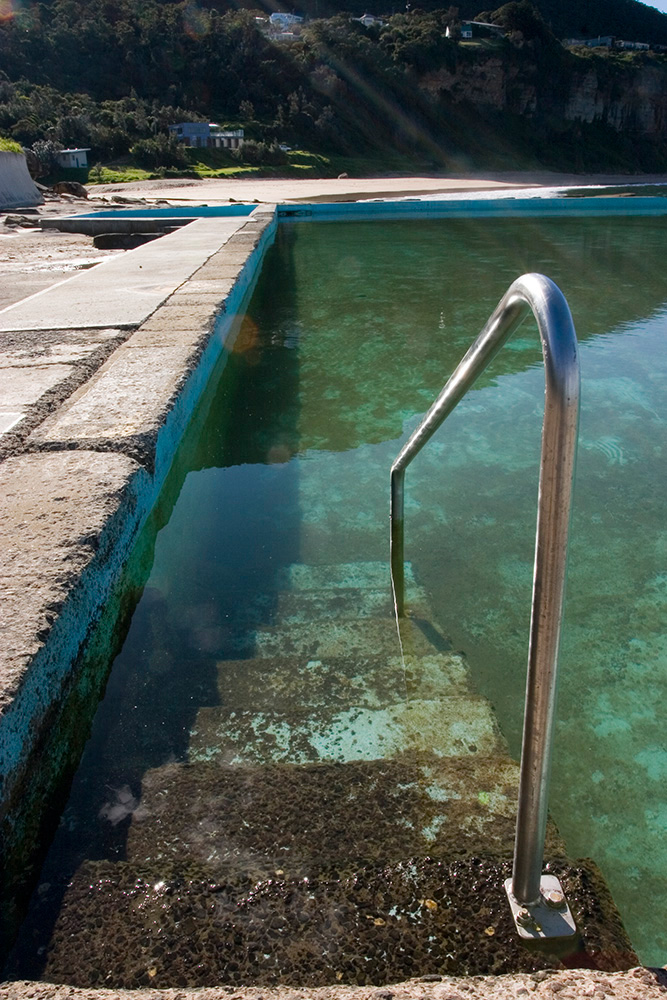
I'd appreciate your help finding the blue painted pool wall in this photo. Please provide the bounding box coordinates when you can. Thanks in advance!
[80,204,257,219]
[278,196,667,222]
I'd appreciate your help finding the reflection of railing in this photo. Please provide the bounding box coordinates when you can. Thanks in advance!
[390,274,580,938]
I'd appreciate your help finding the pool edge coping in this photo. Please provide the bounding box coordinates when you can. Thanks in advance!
[2,966,665,998]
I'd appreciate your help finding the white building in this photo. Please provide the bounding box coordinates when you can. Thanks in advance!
[56,148,90,169]
[456,20,506,39]
[354,13,386,27]
[209,127,245,150]
[269,12,303,28]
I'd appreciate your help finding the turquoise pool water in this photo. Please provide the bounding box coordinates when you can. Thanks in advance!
[7,214,667,977]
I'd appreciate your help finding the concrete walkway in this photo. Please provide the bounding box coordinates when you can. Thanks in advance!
[0,216,247,332]
[0,216,251,456]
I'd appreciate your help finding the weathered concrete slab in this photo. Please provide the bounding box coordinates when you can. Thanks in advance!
[190,695,502,765]
[125,754,528,875]
[145,301,222,327]
[196,249,255,269]
[0,363,75,408]
[169,277,236,296]
[2,968,664,1000]
[194,260,246,281]
[0,450,145,752]
[0,326,121,369]
[212,653,470,712]
[29,343,205,461]
[7,857,636,988]
[0,151,43,210]
[0,217,248,332]
[162,289,227,307]
[0,328,126,446]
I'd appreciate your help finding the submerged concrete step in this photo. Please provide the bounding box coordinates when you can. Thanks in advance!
[223,585,426,629]
[189,694,503,766]
[274,561,412,592]
[250,615,449,661]
[258,586,427,625]
[213,652,471,713]
[126,753,529,876]
[15,855,636,989]
[4,555,640,988]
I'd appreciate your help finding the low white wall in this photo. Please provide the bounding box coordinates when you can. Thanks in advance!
[0,150,43,210]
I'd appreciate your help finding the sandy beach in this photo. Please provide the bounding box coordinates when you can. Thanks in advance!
[86,169,667,203]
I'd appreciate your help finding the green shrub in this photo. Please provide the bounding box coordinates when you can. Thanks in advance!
[232,140,288,166]
[0,136,22,152]
[130,134,189,170]
[30,139,63,177]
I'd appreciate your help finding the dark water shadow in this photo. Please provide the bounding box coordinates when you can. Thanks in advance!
[4,226,306,980]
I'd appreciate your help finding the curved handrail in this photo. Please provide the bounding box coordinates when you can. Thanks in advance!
[390,273,580,915]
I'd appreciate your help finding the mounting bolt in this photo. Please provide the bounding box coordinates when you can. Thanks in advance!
[516,907,533,927]
[542,888,567,910]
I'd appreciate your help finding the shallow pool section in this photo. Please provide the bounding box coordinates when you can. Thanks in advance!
[6,214,667,979]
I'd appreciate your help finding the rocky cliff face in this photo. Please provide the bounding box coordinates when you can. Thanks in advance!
[565,64,667,135]
[420,52,667,138]
[421,59,538,115]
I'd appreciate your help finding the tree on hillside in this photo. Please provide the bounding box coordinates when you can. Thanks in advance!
[478,1,555,43]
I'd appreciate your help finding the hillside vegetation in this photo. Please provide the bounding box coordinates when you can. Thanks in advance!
[2,0,667,176]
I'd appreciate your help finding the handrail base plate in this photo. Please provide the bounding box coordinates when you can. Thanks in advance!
[504,876,577,939]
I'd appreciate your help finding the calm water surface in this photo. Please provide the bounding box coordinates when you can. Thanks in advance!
[11,216,667,971]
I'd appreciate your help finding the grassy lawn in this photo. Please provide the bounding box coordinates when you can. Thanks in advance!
[88,164,159,184]
[84,148,446,186]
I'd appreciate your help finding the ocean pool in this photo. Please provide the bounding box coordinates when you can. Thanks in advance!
[6,212,667,979]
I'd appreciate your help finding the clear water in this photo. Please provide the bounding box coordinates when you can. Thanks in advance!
[10,215,667,972]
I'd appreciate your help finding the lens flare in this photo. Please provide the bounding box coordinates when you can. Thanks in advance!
[182,2,210,42]
[233,315,261,357]
[0,0,18,23]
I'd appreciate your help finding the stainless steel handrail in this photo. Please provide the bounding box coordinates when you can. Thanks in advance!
[390,273,580,928]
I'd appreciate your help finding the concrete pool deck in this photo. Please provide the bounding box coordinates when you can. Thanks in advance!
[1,187,666,996]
